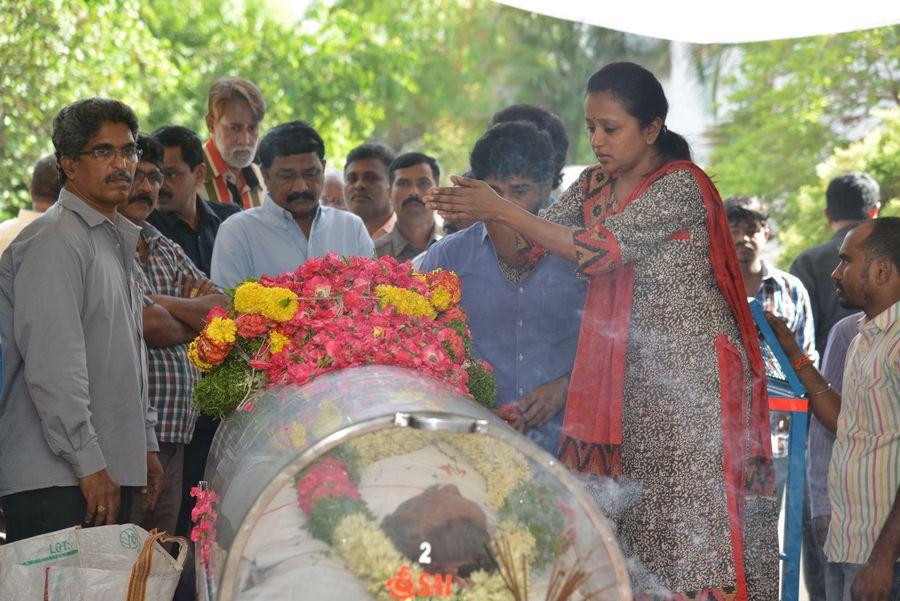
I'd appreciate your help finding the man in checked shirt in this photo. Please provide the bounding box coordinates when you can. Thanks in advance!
[120,134,228,536]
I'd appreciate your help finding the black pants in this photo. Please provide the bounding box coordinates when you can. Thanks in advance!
[2,485,133,543]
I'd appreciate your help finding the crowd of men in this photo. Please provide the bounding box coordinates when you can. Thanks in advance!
[0,76,896,601]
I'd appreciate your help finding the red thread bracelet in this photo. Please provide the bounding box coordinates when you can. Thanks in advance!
[791,355,813,372]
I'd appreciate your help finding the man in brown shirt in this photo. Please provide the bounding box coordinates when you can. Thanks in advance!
[375,152,443,262]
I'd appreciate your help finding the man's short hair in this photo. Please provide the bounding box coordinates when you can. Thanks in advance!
[826,172,880,221]
[855,217,900,272]
[136,134,164,170]
[257,120,326,170]
[344,143,394,172]
[207,77,266,123]
[151,125,204,169]
[469,121,555,185]
[389,152,440,185]
[51,98,139,184]
[491,103,568,189]
[724,195,769,227]
[30,154,61,200]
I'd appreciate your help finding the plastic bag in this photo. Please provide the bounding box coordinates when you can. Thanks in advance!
[0,524,186,601]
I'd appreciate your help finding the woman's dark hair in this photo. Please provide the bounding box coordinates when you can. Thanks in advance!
[51,98,140,184]
[469,120,555,186]
[257,120,326,169]
[151,125,205,169]
[586,62,691,162]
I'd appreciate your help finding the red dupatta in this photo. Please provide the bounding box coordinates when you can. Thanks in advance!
[557,160,772,601]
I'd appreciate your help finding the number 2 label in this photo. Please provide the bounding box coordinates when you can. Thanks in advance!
[419,541,432,564]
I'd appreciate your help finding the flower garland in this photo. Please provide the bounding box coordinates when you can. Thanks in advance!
[296,430,566,600]
[189,485,220,575]
[189,255,496,419]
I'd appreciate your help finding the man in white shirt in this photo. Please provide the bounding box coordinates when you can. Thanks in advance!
[211,120,373,289]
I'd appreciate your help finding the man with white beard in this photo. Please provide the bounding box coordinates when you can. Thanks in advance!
[198,77,267,209]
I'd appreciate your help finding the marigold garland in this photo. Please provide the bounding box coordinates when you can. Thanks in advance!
[375,284,438,320]
[233,281,299,322]
[205,315,237,345]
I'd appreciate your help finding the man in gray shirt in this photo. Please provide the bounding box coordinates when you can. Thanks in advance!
[0,98,162,542]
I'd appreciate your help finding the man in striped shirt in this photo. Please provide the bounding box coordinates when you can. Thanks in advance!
[767,216,900,601]
[122,135,228,536]
[198,77,267,210]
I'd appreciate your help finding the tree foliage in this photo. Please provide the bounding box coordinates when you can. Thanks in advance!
[0,0,668,217]
[706,26,899,265]
[776,108,900,268]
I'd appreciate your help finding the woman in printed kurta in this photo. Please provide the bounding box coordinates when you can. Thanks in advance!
[425,62,778,600]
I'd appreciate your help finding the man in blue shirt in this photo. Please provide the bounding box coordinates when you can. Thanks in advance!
[211,120,373,288]
[420,121,585,454]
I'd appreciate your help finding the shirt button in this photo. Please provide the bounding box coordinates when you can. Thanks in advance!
[518,353,524,361]
[518,388,524,396]
[518,287,524,294]
[517,319,523,327]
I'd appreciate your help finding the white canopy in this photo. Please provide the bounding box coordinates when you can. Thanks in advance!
[493,0,900,43]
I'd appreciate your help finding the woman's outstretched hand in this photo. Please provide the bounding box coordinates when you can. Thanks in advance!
[424,175,508,223]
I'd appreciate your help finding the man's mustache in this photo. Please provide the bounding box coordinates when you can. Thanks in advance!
[129,194,154,206]
[106,171,132,184]
[402,195,425,208]
[286,191,316,203]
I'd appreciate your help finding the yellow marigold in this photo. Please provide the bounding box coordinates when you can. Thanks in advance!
[268,330,291,354]
[233,281,298,322]
[375,285,437,320]
[205,316,237,345]
[188,339,214,372]
[428,287,453,312]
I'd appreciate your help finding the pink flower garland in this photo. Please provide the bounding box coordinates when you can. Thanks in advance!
[245,255,473,395]
[190,485,221,571]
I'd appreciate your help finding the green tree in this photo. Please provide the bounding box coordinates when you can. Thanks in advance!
[777,108,899,268]
[0,0,177,216]
[1,0,670,216]
[706,26,899,264]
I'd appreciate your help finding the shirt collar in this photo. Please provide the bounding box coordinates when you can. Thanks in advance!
[371,212,397,239]
[478,222,490,245]
[58,188,117,228]
[261,195,322,230]
[390,220,443,254]
[139,220,163,242]
[861,300,900,334]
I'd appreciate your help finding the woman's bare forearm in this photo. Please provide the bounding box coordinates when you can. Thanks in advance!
[492,201,579,264]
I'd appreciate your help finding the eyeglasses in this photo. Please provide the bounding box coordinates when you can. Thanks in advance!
[133,168,165,186]
[79,144,143,163]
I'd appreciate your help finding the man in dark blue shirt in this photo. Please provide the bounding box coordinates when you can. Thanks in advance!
[420,121,585,454]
